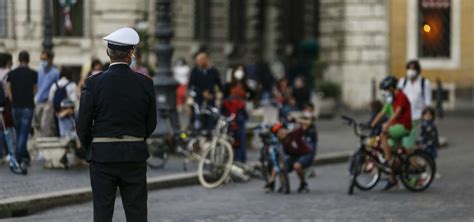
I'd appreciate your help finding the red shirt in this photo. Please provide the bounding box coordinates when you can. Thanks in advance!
[281,128,312,155]
[392,90,412,130]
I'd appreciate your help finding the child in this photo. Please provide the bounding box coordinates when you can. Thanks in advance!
[57,99,86,160]
[268,122,315,193]
[301,103,318,156]
[221,86,248,163]
[420,107,439,160]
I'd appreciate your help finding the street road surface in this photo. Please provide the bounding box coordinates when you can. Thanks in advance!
[3,115,473,222]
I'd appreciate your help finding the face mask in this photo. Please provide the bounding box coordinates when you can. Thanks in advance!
[303,111,312,118]
[382,91,393,103]
[130,54,137,68]
[234,69,244,80]
[40,61,48,69]
[406,69,417,79]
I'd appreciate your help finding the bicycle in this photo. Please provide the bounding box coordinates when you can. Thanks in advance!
[253,124,290,194]
[197,107,235,189]
[342,115,436,195]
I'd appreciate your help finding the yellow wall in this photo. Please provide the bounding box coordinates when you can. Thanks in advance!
[389,0,474,87]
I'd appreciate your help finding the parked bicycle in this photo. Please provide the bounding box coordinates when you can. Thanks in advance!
[253,124,290,194]
[147,105,235,189]
[342,115,436,195]
[197,108,235,189]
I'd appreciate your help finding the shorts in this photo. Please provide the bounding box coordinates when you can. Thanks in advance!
[286,152,315,172]
[388,124,410,139]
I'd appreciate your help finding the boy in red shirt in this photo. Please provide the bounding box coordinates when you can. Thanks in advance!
[371,76,412,190]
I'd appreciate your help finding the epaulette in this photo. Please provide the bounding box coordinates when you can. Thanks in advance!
[136,71,152,80]
[87,71,104,79]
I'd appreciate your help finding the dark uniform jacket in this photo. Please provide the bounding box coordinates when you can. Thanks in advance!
[77,63,157,162]
[188,67,222,105]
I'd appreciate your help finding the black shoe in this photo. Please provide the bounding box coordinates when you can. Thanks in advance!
[22,158,31,168]
[298,182,309,193]
[263,181,275,192]
[10,165,27,175]
[277,185,290,194]
[383,180,398,191]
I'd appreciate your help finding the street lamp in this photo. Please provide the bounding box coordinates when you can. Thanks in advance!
[42,0,54,50]
[152,0,180,136]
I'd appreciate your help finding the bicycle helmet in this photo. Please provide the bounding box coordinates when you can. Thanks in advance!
[271,122,284,134]
[60,98,75,109]
[379,76,398,90]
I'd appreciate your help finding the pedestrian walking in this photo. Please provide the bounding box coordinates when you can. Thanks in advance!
[48,67,77,136]
[435,78,444,119]
[0,52,13,164]
[6,51,37,166]
[398,60,432,124]
[131,49,149,76]
[188,52,222,130]
[222,65,249,163]
[78,59,103,97]
[188,52,223,107]
[34,50,60,137]
[77,27,157,222]
[173,58,190,112]
[292,76,311,110]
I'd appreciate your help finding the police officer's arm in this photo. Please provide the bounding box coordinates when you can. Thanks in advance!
[76,79,94,149]
[145,80,157,138]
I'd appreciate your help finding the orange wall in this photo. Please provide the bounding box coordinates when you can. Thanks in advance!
[389,0,474,87]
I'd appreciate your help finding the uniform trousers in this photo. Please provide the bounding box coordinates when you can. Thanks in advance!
[89,161,147,222]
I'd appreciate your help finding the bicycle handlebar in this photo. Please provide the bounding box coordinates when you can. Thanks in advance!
[341,115,366,137]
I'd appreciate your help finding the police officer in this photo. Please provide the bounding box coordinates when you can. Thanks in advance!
[77,27,157,222]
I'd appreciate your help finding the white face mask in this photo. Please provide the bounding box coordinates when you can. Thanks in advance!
[382,91,393,103]
[234,69,244,80]
[406,69,417,79]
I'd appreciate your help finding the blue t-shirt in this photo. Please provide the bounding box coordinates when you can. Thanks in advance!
[35,66,60,103]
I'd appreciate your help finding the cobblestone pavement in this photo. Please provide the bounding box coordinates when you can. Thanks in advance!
[0,158,198,200]
[0,107,359,200]
[4,115,473,221]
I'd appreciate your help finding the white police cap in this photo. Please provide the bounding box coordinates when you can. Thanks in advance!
[103,27,140,51]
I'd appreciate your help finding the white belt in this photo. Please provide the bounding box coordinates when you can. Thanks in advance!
[92,136,144,143]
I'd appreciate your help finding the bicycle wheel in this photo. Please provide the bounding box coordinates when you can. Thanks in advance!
[198,139,234,189]
[400,152,436,192]
[275,147,290,194]
[259,147,273,182]
[353,153,381,191]
[147,139,169,169]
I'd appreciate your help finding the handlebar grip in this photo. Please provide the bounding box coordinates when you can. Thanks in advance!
[341,115,353,124]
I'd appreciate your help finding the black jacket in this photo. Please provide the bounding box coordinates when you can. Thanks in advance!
[77,64,157,162]
[188,67,222,105]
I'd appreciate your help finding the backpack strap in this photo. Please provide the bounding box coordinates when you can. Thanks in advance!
[402,78,408,89]
[421,77,426,100]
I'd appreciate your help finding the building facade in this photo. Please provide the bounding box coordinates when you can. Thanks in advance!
[1,0,469,108]
[390,0,473,108]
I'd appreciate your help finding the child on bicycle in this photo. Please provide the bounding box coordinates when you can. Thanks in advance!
[266,121,315,193]
[371,76,412,190]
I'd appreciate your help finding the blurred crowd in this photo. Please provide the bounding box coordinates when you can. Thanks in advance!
[0,47,317,169]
